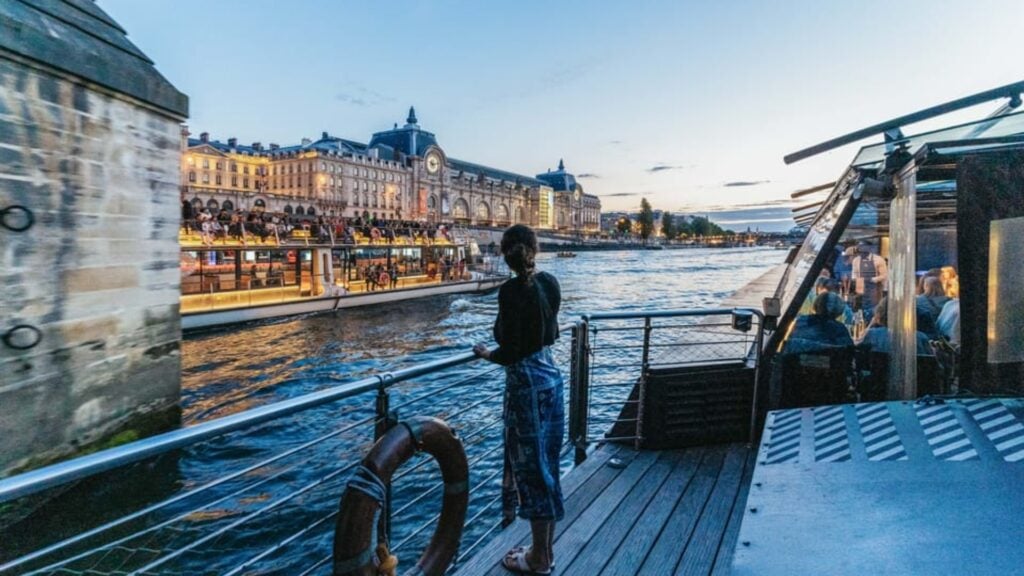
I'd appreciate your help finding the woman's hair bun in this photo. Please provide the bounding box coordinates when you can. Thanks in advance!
[501,224,538,277]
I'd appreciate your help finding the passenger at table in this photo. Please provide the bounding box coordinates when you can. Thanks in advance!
[785,292,855,354]
[857,297,934,356]
[916,277,949,338]
[937,298,960,350]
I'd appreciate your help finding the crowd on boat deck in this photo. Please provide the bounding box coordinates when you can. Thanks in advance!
[180,200,457,246]
[784,239,961,397]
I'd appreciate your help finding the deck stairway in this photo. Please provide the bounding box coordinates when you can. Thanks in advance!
[455,442,754,576]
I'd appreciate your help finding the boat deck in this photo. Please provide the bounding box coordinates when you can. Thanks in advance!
[456,442,754,576]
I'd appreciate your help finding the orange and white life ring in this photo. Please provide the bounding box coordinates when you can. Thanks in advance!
[371,227,382,240]
[378,272,390,287]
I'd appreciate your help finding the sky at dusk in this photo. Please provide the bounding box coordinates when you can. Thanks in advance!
[102,0,1023,226]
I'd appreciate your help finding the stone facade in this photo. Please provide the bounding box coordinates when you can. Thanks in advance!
[181,108,602,232]
[0,1,187,475]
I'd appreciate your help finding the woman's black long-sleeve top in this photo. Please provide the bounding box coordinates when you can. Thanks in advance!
[489,272,561,366]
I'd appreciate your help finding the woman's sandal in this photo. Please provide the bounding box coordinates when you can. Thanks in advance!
[502,546,553,575]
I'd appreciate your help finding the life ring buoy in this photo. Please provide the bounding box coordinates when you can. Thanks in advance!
[333,416,468,576]
[371,227,382,240]
[378,272,390,287]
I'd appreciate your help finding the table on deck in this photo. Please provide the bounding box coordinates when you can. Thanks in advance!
[456,442,755,576]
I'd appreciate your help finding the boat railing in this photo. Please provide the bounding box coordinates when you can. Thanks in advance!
[0,307,762,575]
[566,307,767,463]
[180,264,502,315]
[0,328,574,576]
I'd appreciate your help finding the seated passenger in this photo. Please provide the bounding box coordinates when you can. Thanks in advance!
[937,298,960,350]
[917,272,946,336]
[785,292,855,355]
[857,297,934,356]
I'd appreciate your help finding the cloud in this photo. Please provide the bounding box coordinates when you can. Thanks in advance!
[335,86,395,107]
[723,180,771,187]
[577,173,600,179]
[647,164,689,173]
[601,192,639,197]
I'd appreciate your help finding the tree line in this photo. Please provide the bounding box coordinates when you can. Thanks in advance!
[614,197,734,242]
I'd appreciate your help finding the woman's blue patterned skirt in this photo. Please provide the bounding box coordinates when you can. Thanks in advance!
[502,347,565,522]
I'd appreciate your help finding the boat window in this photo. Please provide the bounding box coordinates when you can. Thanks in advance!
[773,171,863,344]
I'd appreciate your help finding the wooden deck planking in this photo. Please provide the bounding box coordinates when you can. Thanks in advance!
[673,444,750,576]
[456,443,627,575]
[458,442,752,576]
[709,451,757,576]
[560,451,679,575]
[637,446,728,576]
[597,448,706,576]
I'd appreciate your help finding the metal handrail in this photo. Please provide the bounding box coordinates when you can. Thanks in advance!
[0,324,571,504]
[568,307,767,462]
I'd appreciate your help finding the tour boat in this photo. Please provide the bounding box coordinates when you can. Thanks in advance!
[179,227,505,331]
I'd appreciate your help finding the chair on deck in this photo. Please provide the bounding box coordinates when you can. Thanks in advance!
[856,351,946,401]
[774,346,856,409]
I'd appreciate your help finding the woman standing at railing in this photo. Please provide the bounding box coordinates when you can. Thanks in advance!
[474,224,563,575]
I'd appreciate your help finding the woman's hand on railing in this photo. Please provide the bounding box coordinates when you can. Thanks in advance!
[472,344,492,361]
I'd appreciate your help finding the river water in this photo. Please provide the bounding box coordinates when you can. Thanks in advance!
[6,247,784,575]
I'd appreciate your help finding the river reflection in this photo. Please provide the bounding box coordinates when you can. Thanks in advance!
[182,247,783,423]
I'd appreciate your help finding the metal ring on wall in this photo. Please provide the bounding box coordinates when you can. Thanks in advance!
[0,205,35,232]
[2,324,42,351]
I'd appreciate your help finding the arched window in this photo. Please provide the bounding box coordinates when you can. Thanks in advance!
[306,207,316,216]
[476,201,491,220]
[254,198,266,210]
[222,200,234,211]
[206,199,219,210]
[497,203,510,221]
[191,197,203,209]
[295,206,305,216]
[453,198,469,219]
[284,205,293,214]
[427,195,438,210]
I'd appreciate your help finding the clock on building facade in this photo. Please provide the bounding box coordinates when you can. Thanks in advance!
[425,152,441,174]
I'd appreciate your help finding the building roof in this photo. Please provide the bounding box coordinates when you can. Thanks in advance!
[447,158,547,187]
[1,0,188,118]
[536,159,580,192]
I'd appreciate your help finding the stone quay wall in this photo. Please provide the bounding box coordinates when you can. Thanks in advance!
[0,55,183,476]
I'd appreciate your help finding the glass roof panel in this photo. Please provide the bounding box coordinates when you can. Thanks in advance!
[851,110,1024,167]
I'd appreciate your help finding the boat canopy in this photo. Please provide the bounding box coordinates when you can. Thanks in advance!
[770,82,1024,399]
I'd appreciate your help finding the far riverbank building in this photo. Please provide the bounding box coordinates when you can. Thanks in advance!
[181,107,601,233]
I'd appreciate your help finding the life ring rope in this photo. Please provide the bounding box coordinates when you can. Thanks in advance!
[333,417,468,576]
